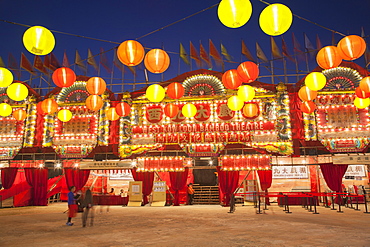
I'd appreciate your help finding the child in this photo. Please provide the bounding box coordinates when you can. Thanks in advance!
[66,186,78,226]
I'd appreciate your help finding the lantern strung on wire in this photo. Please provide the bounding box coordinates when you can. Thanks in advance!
[298,86,317,101]
[167,82,184,99]
[146,84,165,102]
[354,97,370,109]
[242,103,259,118]
[227,95,244,111]
[7,83,29,101]
[259,3,293,36]
[359,76,370,93]
[0,103,12,117]
[0,68,14,87]
[182,103,197,118]
[305,72,327,91]
[144,49,170,74]
[117,40,145,66]
[41,98,58,114]
[237,85,255,102]
[86,77,106,95]
[23,26,55,55]
[106,107,120,121]
[355,87,370,99]
[237,61,259,83]
[115,102,131,117]
[316,46,342,69]
[85,95,103,112]
[337,35,366,61]
[57,109,73,122]
[13,108,27,121]
[164,103,179,118]
[52,67,76,88]
[222,69,242,89]
[217,0,252,28]
[300,101,316,114]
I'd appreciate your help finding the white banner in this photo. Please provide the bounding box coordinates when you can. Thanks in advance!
[79,160,135,169]
[272,166,309,179]
[344,165,366,177]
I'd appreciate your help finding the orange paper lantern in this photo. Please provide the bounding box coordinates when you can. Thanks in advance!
[298,86,317,101]
[52,67,76,88]
[237,61,259,83]
[337,35,366,61]
[316,46,342,69]
[222,69,242,89]
[164,103,179,118]
[86,77,106,95]
[41,98,58,114]
[167,82,184,99]
[144,49,170,74]
[115,102,131,117]
[355,87,370,99]
[85,95,103,111]
[300,101,316,114]
[13,109,27,121]
[242,103,259,118]
[36,101,46,115]
[106,107,120,121]
[359,77,370,93]
[117,40,145,66]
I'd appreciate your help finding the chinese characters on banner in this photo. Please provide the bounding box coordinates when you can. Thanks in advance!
[272,166,309,179]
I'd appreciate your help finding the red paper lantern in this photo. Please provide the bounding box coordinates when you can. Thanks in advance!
[337,35,366,61]
[300,101,316,114]
[242,103,259,118]
[237,61,259,83]
[222,69,242,89]
[298,86,317,101]
[355,87,370,99]
[85,95,103,111]
[316,46,342,69]
[144,49,170,74]
[359,77,370,93]
[36,101,46,115]
[117,40,145,66]
[167,82,184,99]
[106,107,120,121]
[52,67,76,88]
[86,77,106,95]
[115,102,131,117]
[13,109,27,121]
[164,103,179,118]
[41,98,58,114]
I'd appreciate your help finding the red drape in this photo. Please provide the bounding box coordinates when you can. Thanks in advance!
[131,169,154,205]
[25,168,48,206]
[1,168,18,189]
[169,168,189,206]
[320,163,348,192]
[257,170,272,191]
[217,166,239,206]
[64,168,91,191]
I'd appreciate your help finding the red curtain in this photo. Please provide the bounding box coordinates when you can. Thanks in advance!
[169,168,189,206]
[217,166,239,206]
[320,163,348,192]
[64,168,91,191]
[257,170,272,191]
[1,168,18,189]
[25,168,48,206]
[131,169,154,205]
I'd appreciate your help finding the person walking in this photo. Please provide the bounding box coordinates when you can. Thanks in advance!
[66,186,78,226]
[187,183,195,205]
[81,189,94,227]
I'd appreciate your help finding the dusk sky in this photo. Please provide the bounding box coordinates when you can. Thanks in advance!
[0,0,369,94]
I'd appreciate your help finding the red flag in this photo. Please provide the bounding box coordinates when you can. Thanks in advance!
[8,53,21,79]
[99,48,112,73]
[43,54,51,71]
[292,33,305,61]
[199,42,211,67]
[241,40,255,62]
[209,40,222,62]
[316,34,323,51]
[75,50,87,73]
[190,41,201,67]
[21,53,36,75]
[49,53,61,71]
[281,37,294,62]
[62,51,70,68]
[33,55,48,74]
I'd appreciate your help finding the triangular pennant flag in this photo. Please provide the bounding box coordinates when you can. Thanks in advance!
[0,56,5,67]
[270,36,283,59]
[199,42,211,67]
[99,48,112,74]
[179,43,190,65]
[209,40,222,61]
[8,53,21,79]
[221,43,232,62]
[304,33,315,59]
[281,37,294,62]
[62,51,70,68]
[87,49,99,71]
[292,33,305,61]
[75,50,87,73]
[256,42,269,63]
[241,40,256,62]
[43,54,51,71]
[49,53,61,71]
[33,55,48,74]
[316,34,323,51]
[190,41,201,68]
[21,53,36,75]
[113,47,124,72]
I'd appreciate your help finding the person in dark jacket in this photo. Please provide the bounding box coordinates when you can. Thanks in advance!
[81,189,94,227]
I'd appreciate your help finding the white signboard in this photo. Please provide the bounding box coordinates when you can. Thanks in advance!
[79,160,135,169]
[344,165,366,177]
[272,166,309,179]
[333,154,370,164]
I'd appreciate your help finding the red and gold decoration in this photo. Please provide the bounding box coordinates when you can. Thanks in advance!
[237,61,259,83]
[144,49,170,74]
[222,69,242,89]
[52,67,76,88]
[219,155,271,170]
[136,156,185,171]
[117,40,145,66]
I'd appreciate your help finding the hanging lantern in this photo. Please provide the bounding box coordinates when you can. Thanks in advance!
[86,77,106,95]
[237,61,259,83]
[106,107,120,121]
[354,97,370,109]
[182,103,197,118]
[222,69,242,89]
[242,103,259,118]
[355,87,370,99]
[22,26,55,55]
[305,72,327,91]
[167,82,184,99]
[144,49,170,74]
[36,101,46,115]
[217,0,252,28]
[300,101,316,114]
[337,35,366,61]
[0,103,12,117]
[164,103,179,118]
[115,102,131,117]
[0,68,14,87]
[146,84,165,102]
[259,3,293,36]
[359,76,370,93]
[57,109,73,122]
[41,98,58,114]
[298,86,317,101]
[316,46,342,69]
[7,83,29,101]
[227,95,244,111]
[52,67,76,88]
[117,40,145,66]
[237,85,255,102]
[85,95,103,111]
[13,109,27,121]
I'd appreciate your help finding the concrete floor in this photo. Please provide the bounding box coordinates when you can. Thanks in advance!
[0,203,369,247]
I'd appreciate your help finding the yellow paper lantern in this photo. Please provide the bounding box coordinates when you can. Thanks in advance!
[57,109,73,122]
[237,85,255,102]
[0,103,12,117]
[227,96,244,111]
[354,97,370,109]
[305,72,327,91]
[218,0,252,28]
[182,103,197,118]
[7,83,29,101]
[359,77,370,93]
[259,3,293,36]
[23,26,55,55]
[146,84,165,102]
[0,68,14,87]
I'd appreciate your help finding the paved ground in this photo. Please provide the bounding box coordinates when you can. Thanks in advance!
[0,202,369,247]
